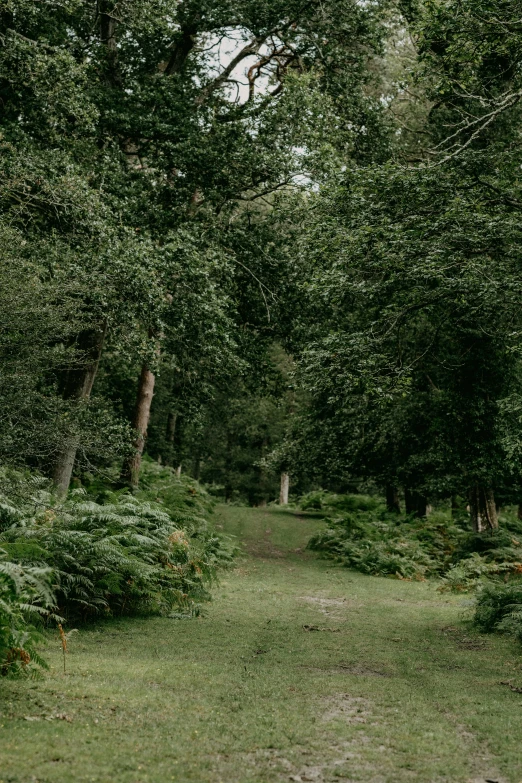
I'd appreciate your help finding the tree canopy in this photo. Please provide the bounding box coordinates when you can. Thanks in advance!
[2,0,522,527]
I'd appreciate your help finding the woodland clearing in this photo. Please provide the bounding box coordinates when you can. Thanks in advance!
[1,505,521,783]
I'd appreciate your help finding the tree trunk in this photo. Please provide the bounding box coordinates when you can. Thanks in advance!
[166,411,177,442]
[120,363,156,489]
[52,447,79,498]
[469,484,498,533]
[385,485,401,514]
[52,325,106,494]
[279,472,290,505]
[164,26,196,75]
[404,488,427,519]
[193,453,201,481]
[164,410,178,467]
[175,465,182,478]
[99,0,121,85]
[100,4,117,51]
[518,503,522,521]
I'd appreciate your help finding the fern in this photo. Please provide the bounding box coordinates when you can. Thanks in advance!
[0,470,234,621]
[0,466,236,671]
[0,548,57,676]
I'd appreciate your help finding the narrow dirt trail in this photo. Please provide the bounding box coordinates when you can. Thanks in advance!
[1,505,522,783]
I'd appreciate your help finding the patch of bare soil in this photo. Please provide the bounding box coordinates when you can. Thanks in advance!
[299,596,363,616]
[245,541,287,559]
[300,596,348,609]
[240,743,387,783]
[300,663,390,677]
[232,565,251,577]
[321,693,372,724]
[235,695,389,783]
[458,729,507,783]
[335,663,389,677]
[241,527,288,559]
[243,528,288,560]
[441,626,487,650]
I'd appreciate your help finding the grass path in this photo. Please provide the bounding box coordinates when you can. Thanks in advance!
[2,505,522,782]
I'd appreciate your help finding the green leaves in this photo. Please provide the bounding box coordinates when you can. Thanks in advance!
[0,466,232,623]
[0,548,56,677]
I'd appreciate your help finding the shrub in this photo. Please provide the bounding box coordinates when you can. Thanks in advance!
[136,459,214,516]
[0,548,57,676]
[0,489,231,621]
[306,493,522,585]
[307,503,461,579]
[0,464,236,623]
[473,583,522,641]
[300,491,380,513]
[439,553,522,592]
[0,466,236,671]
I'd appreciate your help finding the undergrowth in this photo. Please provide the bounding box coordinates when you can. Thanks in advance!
[473,583,522,641]
[0,463,236,675]
[305,491,522,642]
[0,548,56,677]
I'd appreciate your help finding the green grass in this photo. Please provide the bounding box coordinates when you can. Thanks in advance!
[1,505,522,782]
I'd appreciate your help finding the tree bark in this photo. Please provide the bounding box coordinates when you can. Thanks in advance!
[385,485,401,514]
[52,325,106,494]
[164,26,197,75]
[164,410,178,467]
[193,453,201,481]
[404,488,427,519]
[99,0,121,85]
[518,503,522,521]
[100,3,117,51]
[175,465,182,478]
[469,484,498,533]
[279,472,290,505]
[166,411,177,442]
[120,363,156,489]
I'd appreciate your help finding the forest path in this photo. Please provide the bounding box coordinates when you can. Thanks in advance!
[2,505,522,783]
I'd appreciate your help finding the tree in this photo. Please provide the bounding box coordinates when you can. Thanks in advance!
[291,0,522,527]
[1,0,390,489]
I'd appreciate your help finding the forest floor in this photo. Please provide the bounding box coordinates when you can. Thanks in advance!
[2,505,522,783]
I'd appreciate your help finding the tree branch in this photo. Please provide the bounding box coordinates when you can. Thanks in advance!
[195,35,265,106]
[164,26,197,76]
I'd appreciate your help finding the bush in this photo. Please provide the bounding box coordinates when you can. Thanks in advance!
[306,492,522,585]
[0,466,236,671]
[305,492,522,643]
[136,459,214,515]
[309,522,436,579]
[439,553,522,592]
[307,502,461,579]
[1,485,232,621]
[473,583,522,641]
[0,548,57,676]
[300,491,380,513]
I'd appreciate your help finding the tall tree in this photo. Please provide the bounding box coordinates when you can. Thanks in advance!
[290,0,522,527]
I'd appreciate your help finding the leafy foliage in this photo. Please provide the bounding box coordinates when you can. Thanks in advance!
[0,466,235,673]
[0,474,232,621]
[308,493,522,584]
[0,0,390,493]
[474,583,522,642]
[0,549,56,677]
